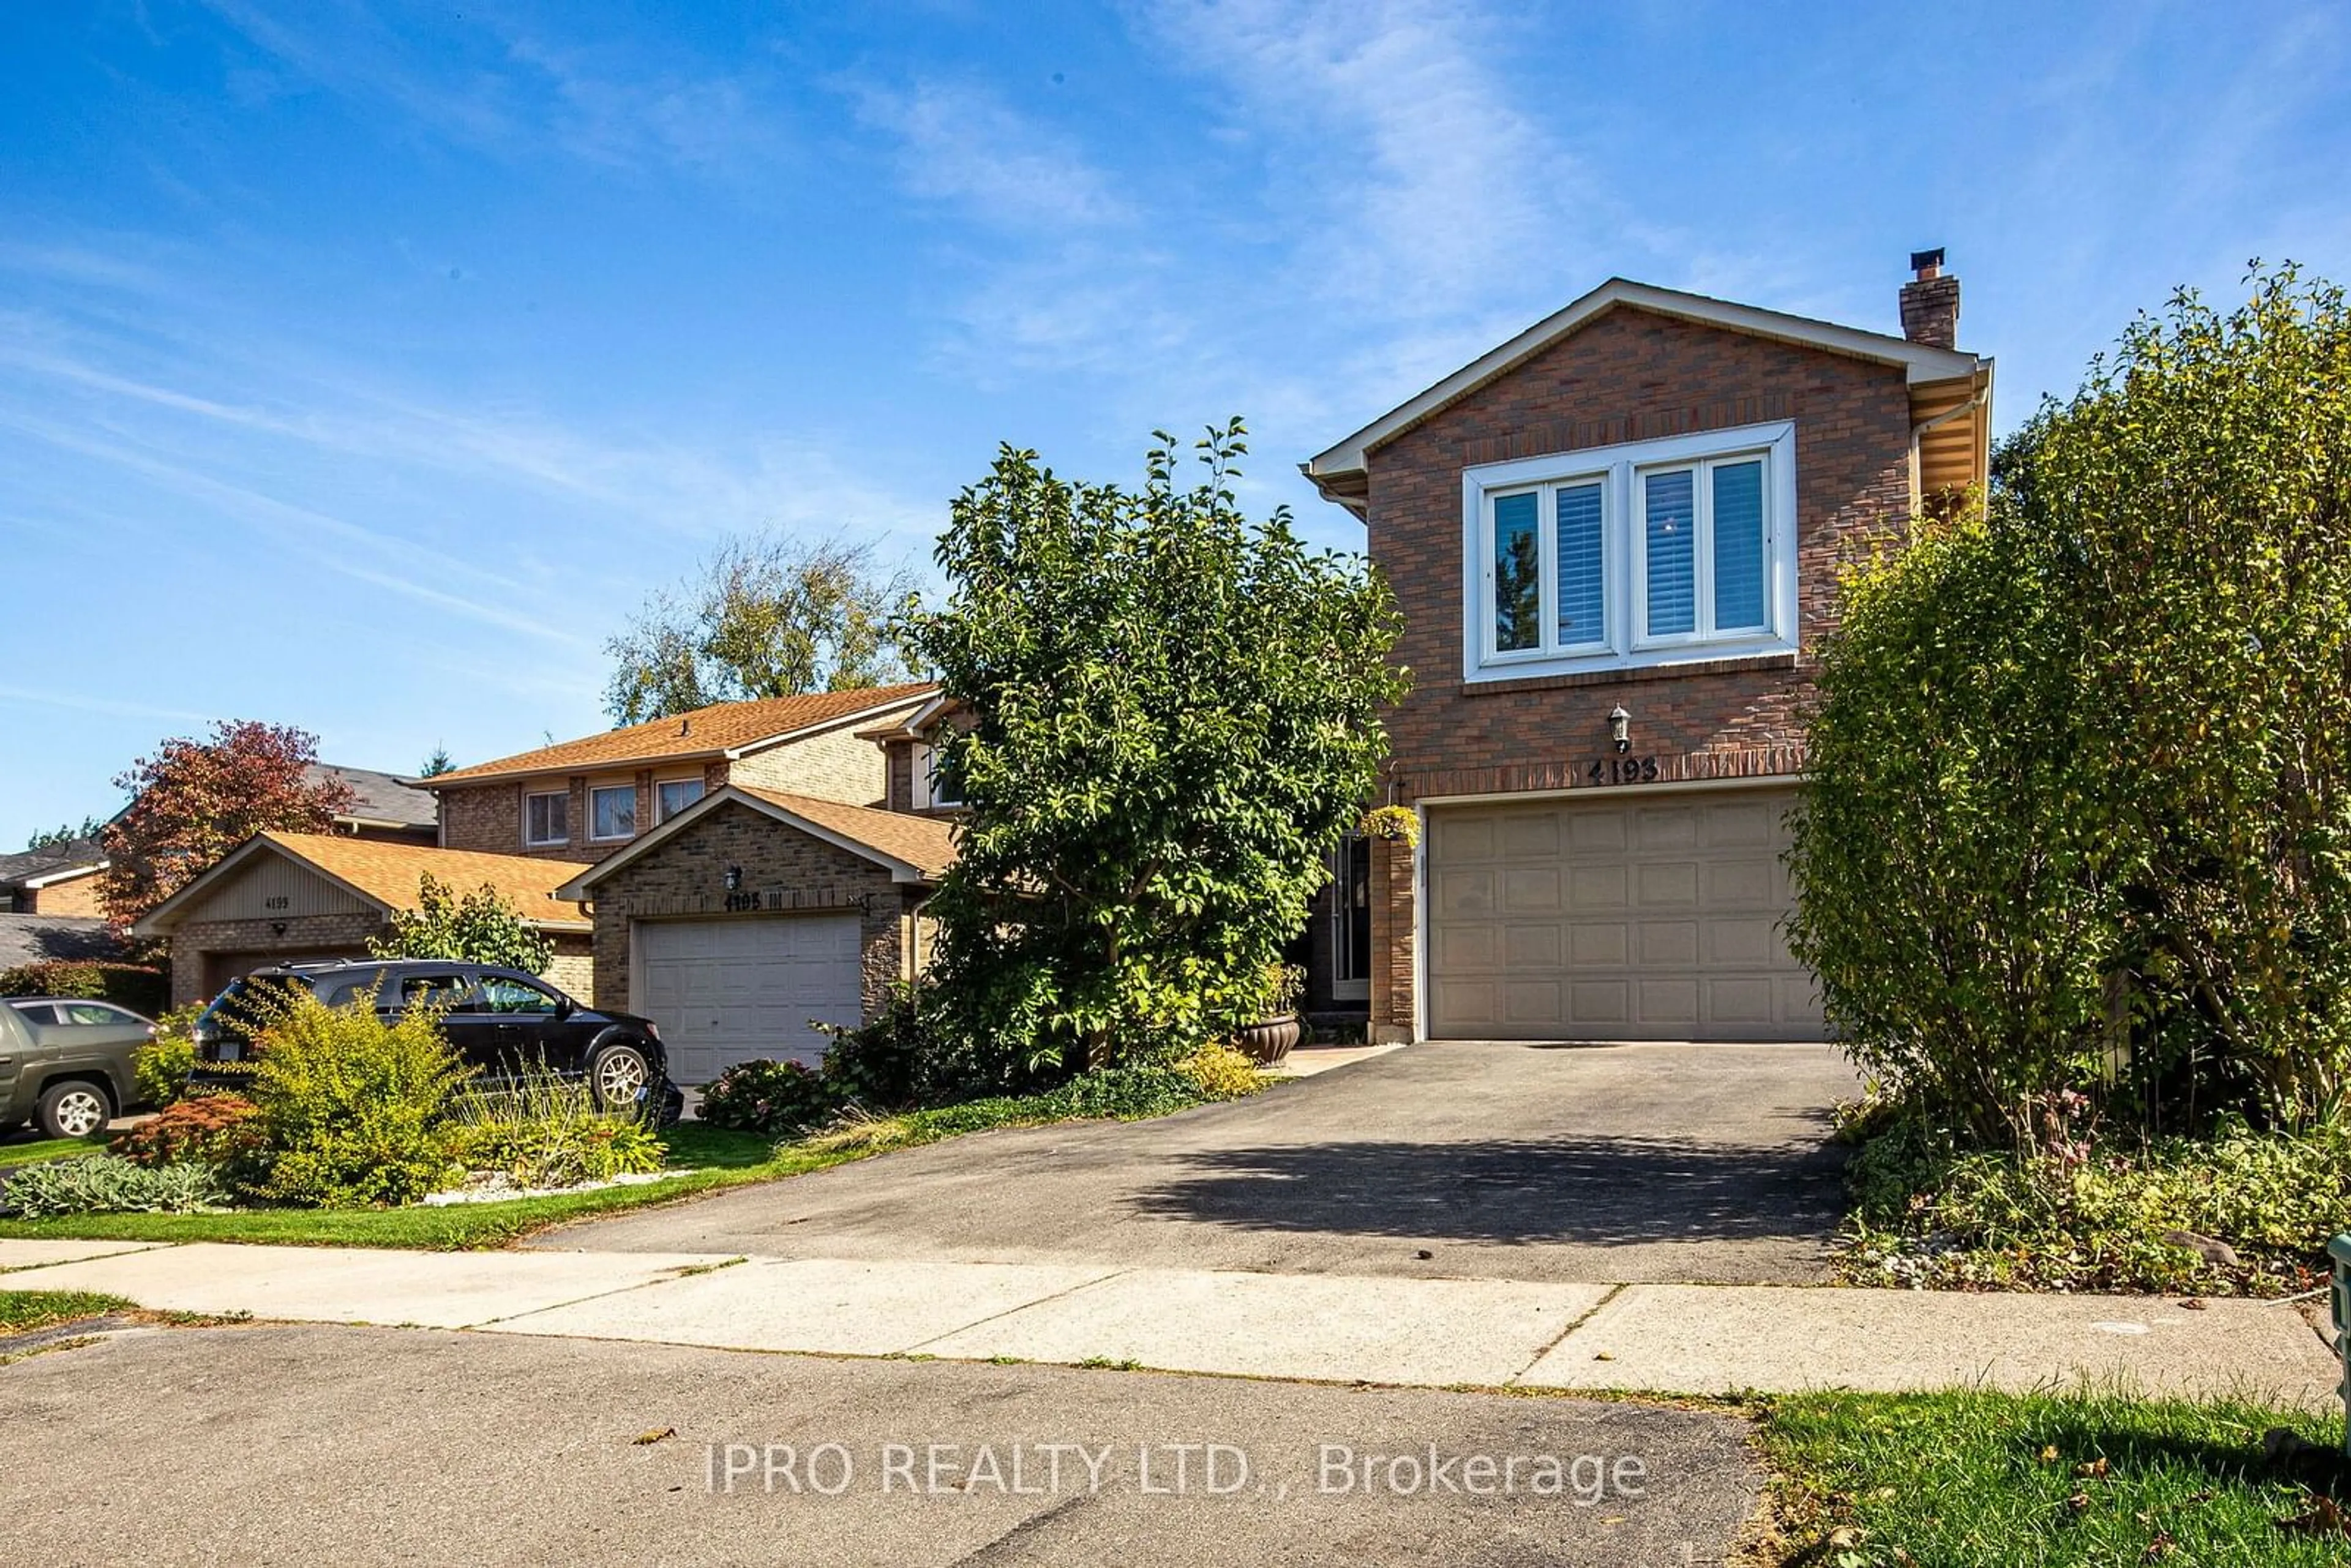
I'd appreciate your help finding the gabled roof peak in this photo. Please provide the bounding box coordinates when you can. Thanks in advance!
[1302,277,1990,511]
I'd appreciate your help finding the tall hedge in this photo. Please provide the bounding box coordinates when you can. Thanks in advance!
[1789,266,2351,1141]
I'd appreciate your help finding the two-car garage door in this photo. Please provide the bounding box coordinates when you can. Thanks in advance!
[1425,787,1823,1041]
[634,916,864,1084]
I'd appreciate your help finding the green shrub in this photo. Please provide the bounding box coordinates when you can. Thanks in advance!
[698,1059,841,1137]
[132,1005,204,1108]
[111,1093,264,1176]
[817,983,949,1108]
[0,961,170,1018]
[1790,268,2351,1141]
[446,1073,666,1187]
[247,989,472,1207]
[2,1155,228,1217]
[1840,1114,2351,1295]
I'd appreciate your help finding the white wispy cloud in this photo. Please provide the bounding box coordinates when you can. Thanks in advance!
[856,78,1135,231]
[195,0,793,179]
[0,685,219,727]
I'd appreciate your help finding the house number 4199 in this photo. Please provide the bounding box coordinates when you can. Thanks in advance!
[1587,756,1660,786]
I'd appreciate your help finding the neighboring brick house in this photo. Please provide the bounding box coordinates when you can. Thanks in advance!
[420,684,936,863]
[1301,257,1993,1043]
[553,786,955,1081]
[133,833,596,1008]
[0,839,107,917]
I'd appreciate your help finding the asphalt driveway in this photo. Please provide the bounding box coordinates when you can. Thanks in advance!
[542,1040,1860,1284]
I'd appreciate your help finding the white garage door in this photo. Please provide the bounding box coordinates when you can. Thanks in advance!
[1426,787,1823,1042]
[634,915,864,1084]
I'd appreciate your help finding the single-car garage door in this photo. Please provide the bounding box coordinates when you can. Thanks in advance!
[1426,787,1823,1041]
[634,915,864,1083]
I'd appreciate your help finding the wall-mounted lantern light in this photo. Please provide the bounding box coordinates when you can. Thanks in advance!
[1608,706,1632,754]
[269,921,288,938]
[723,865,743,893]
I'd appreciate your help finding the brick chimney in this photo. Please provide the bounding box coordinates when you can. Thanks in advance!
[1899,248,1960,348]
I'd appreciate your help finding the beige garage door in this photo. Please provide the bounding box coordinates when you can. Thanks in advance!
[1426,787,1823,1041]
[634,915,864,1083]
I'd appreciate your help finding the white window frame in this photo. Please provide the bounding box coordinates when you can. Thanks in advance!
[654,775,705,823]
[915,740,963,809]
[523,789,569,847]
[1460,419,1798,684]
[588,781,638,843]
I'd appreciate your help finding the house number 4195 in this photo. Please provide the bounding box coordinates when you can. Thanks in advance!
[1587,756,1660,786]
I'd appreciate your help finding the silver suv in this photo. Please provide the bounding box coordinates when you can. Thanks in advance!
[0,997,153,1140]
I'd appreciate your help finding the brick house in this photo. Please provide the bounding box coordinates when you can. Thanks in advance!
[552,786,954,1082]
[141,686,935,1016]
[1302,257,1992,1043]
[134,833,595,1008]
[0,839,107,917]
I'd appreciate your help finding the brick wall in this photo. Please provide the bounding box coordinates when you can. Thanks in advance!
[167,911,386,1008]
[724,719,892,806]
[581,798,920,1022]
[884,738,916,812]
[1357,304,1915,1037]
[26,873,105,917]
[543,934,596,1004]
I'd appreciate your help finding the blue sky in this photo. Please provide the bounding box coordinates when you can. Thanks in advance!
[3,1,2348,843]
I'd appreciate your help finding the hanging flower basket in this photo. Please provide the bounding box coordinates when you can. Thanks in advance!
[1358,805,1419,848]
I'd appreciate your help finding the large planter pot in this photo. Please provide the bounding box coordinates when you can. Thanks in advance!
[1232,1014,1303,1065]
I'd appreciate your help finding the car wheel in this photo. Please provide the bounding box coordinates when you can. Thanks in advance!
[588,1043,652,1112]
[36,1081,113,1141]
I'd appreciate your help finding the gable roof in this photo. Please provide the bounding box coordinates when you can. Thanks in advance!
[1303,277,1992,510]
[423,683,939,787]
[555,784,958,898]
[133,832,593,936]
[309,764,437,830]
[0,839,106,890]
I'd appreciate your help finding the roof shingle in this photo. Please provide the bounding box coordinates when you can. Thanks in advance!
[256,833,594,929]
[733,787,959,880]
[424,684,937,786]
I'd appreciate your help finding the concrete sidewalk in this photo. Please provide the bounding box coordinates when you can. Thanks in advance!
[3,1237,2335,1408]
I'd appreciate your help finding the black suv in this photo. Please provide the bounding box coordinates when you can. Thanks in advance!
[191,961,683,1123]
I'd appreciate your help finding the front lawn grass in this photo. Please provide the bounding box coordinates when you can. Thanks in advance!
[0,1067,1264,1251]
[1758,1386,2351,1566]
[0,1289,134,1332]
[0,1132,115,1172]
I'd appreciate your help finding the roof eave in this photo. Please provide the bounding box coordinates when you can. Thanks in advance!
[724,690,937,760]
[1302,277,1991,501]
[555,786,939,899]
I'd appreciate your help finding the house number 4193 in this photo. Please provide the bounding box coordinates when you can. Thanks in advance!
[1587,756,1660,786]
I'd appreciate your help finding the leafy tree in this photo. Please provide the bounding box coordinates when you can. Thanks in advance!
[900,421,1408,1079]
[602,535,918,724]
[1789,264,2351,1139]
[25,816,103,850]
[101,721,354,932]
[416,745,455,778]
[368,873,554,973]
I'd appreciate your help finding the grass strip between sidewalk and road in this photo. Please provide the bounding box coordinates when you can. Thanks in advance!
[0,1070,1262,1251]
[0,1289,135,1332]
[1755,1385,2351,1566]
